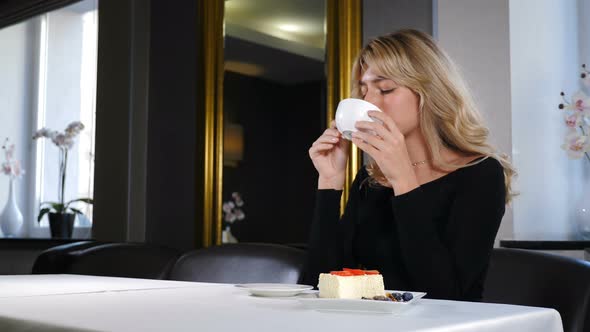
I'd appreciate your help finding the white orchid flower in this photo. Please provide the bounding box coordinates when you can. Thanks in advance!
[561,132,590,159]
[5,144,14,160]
[565,91,590,112]
[11,160,24,177]
[222,202,234,213]
[34,123,84,150]
[65,121,85,137]
[225,213,237,223]
[1,162,11,176]
[64,137,75,149]
[222,192,246,228]
[33,128,49,139]
[565,112,583,128]
[1,138,25,179]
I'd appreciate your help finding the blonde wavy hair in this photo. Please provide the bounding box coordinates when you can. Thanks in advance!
[352,29,516,203]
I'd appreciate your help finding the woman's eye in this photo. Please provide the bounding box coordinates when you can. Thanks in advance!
[380,88,395,95]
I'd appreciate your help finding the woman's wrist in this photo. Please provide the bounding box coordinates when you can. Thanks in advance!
[318,175,345,190]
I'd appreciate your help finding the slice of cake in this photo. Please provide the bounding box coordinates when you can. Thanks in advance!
[318,268,385,299]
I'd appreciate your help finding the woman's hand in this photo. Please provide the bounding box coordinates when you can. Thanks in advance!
[351,111,419,195]
[309,121,350,189]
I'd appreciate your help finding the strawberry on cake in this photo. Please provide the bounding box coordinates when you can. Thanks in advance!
[317,268,385,299]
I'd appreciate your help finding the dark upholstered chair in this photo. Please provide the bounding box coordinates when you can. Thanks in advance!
[483,248,590,332]
[168,243,307,284]
[32,241,99,274]
[32,242,180,280]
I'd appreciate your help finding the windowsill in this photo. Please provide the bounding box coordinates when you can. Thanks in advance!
[27,225,93,239]
[500,239,590,250]
[0,237,94,250]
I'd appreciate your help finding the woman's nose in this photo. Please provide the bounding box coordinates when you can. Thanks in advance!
[364,91,381,109]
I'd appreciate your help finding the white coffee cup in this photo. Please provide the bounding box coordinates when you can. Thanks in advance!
[335,98,382,140]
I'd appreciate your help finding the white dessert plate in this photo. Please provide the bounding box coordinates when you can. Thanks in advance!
[298,291,427,313]
[235,283,314,297]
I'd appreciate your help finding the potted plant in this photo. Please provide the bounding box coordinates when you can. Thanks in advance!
[33,122,93,238]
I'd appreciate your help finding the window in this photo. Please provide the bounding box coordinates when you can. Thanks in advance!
[0,0,98,238]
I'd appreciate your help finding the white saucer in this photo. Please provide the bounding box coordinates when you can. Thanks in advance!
[235,283,314,297]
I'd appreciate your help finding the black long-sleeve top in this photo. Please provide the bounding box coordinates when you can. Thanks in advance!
[305,156,506,301]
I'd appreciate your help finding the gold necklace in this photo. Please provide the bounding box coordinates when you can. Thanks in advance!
[411,160,428,167]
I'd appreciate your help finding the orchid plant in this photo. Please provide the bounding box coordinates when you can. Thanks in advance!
[559,64,590,161]
[1,138,25,180]
[33,122,93,222]
[222,192,245,229]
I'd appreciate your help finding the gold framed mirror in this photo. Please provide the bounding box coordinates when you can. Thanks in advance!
[197,0,361,247]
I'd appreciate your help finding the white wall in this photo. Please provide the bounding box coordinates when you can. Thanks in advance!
[510,0,582,240]
[580,0,590,62]
[436,0,514,243]
[362,0,433,42]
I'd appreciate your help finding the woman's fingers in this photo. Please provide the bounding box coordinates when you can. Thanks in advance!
[325,127,340,137]
[351,136,378,157]
[309,120,344,157]
[367,111,403,138]
[355,121,390,142]
[312,135,340,145]
[309,142,337,157]
[351,130,387,152]
[311,143,336,151]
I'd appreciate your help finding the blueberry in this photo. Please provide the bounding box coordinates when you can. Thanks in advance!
[391,292,402,301]
[402,292,414,301]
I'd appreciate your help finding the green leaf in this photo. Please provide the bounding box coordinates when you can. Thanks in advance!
[67,198,94,205]
[69,207,84,215]
[40,201,58,208]
[65,198,93,210]
[37,208,51,223]
[50,203,65,212]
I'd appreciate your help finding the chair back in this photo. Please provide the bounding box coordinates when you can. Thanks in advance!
[168,243,307,284]
[483,248,590,332]
[34,242,180,280]
[32,241,99,274]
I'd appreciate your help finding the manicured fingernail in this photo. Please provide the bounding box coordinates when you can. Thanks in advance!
[331,137,337,142]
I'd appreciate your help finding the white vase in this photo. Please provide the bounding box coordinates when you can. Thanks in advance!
[0,178,23,237]
[575,183,590,240]
[222,226,238,243]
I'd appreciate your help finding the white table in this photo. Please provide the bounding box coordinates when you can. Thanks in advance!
[0,275,563,332]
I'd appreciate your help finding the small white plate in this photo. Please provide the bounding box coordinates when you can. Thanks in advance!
[298,291,426,313]
[235,283,314,297]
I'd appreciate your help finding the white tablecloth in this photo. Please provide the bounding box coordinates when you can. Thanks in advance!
[0,274,205,298]
[0,275,563,332]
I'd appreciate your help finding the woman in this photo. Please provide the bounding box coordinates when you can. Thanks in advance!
[306,29,516,301]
